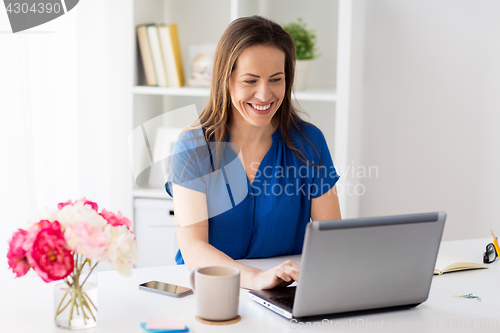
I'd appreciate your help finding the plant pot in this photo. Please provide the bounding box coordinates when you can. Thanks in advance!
[54,269,98,329]
[294,59,312,91]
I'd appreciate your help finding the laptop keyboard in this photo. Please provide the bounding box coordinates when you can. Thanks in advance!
[272,295,295,309]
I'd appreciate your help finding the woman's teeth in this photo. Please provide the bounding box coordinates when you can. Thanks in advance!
[249,103,271,111]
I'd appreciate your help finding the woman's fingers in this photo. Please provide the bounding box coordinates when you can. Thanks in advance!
[258,261,301,290]
[283,260,300,269]
[275,261,300,283]
[283,267,299,282]
[274,268,289,282]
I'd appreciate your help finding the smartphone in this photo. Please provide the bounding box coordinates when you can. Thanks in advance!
[139,280,193,298]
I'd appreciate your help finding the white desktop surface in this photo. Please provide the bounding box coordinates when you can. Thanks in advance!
[1,238,498,333]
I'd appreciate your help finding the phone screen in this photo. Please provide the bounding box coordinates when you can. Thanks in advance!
[139,281,192,296]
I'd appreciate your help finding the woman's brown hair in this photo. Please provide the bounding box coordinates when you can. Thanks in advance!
[194,15,319,165]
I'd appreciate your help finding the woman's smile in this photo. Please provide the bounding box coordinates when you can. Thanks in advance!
[247,101,274,114]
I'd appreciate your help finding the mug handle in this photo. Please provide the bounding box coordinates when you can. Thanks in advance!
[189,267,199,291]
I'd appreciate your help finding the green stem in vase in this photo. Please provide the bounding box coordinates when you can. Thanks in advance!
[54,289,70,319]
[83,291,98,311]
[80,261,98,288]
[56,298,72,318]
[64,277,72,288]
[77,294,88,325]
[80,291,96,321]
[69,263,80,326]
[75,254,79,273]
[56,254,98,327]
[68,292,76,326]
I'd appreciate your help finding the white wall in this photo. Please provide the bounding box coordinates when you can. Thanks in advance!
[358,0,500,240]
[0,0,134,277]
[76,0,134,219]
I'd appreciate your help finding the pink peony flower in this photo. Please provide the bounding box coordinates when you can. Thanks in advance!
[100,209,132,229]
[24,221,74,282]
[23,220,53,253]
[57,200,73,210]
[7,229,30,277]
[58,197,98,212]
[65,222,109,260]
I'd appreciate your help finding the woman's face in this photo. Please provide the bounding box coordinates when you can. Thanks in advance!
[228,44,286,128]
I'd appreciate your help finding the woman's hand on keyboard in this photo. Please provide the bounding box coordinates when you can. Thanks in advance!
[252,260,300,290]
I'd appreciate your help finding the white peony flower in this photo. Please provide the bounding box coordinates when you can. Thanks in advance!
[104,224,139,276]
[57,201,107,229]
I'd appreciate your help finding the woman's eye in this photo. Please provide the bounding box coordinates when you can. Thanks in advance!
[270,78,282,83]
[244,80,257,84]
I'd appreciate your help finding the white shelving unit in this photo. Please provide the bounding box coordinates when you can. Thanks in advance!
[130,0,360,266]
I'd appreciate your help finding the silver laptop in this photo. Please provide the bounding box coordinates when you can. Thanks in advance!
[248,212,446,319]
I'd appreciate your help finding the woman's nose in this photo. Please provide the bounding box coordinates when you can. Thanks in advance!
[255,81,272,102]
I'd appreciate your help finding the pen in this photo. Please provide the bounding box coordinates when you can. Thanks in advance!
[491,230,500,261]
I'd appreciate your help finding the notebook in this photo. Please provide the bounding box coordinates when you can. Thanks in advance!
[434,250,487,275]
[248,212,446,319]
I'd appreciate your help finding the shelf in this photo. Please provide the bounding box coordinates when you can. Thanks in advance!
[133,188,172,200]
[133,86,336,102]
[133,86,210,97]
[293,88,337,102]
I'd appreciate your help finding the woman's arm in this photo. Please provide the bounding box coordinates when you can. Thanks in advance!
[173,184,299,290]
[310,185,342,221]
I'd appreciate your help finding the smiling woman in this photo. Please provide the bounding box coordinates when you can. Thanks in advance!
[229,44,286,129]
[165,15,341,290]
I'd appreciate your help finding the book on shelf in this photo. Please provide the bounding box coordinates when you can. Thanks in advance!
[434,250,488,275]
[158,23,185,88]
[146,24,168,87]
[137,25,157,86]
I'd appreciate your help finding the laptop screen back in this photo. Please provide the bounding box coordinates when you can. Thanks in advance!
[293,212,446,317]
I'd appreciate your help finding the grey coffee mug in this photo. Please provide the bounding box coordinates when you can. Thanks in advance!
[189,266,240,321]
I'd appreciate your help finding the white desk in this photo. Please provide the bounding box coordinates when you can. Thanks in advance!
[1,238,499,333]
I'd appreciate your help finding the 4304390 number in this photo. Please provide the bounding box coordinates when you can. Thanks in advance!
[6,2,62,14]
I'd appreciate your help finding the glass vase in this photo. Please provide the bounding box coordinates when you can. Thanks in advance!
[54,269,98,329]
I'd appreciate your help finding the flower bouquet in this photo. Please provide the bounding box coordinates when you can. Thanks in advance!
[7,198,138,329]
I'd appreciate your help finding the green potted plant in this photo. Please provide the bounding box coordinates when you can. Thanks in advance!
[282,18,319,90]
